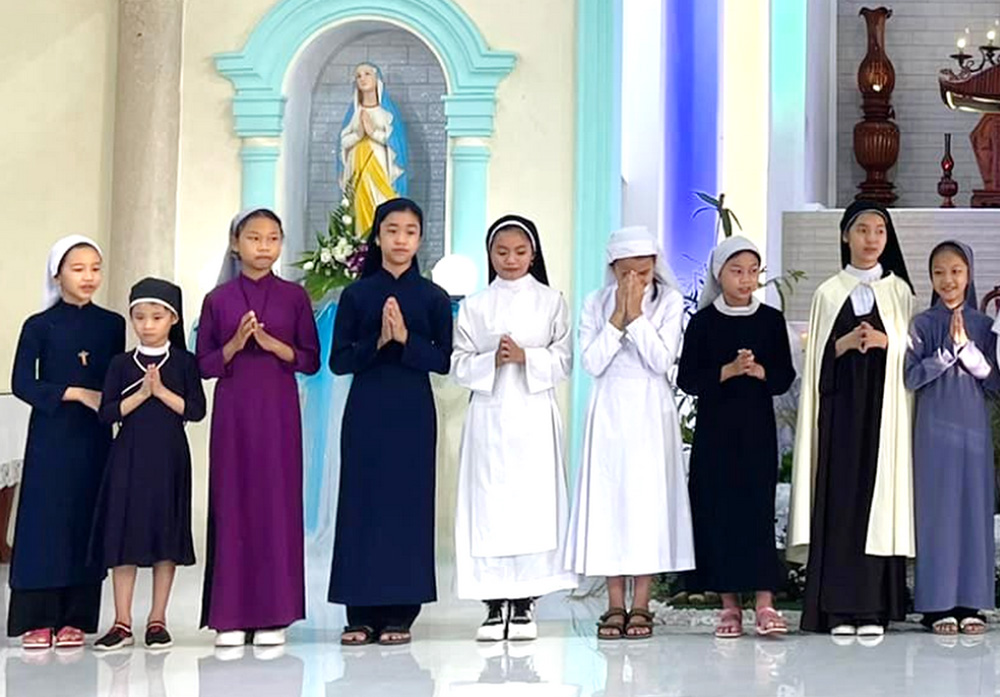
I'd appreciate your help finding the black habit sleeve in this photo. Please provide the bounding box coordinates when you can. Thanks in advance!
[182,352,208,422]
[330,286,381,376]
[400,288,453,375]
[676,312,722,398]
[11,318,67,415]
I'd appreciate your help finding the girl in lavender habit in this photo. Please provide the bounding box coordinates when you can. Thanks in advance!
[906,240,999,637]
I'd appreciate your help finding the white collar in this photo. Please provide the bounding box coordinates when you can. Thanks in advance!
[713,295,761,317]
[845,263,883,284]
[491,274,535,291]
[137,343,170,356]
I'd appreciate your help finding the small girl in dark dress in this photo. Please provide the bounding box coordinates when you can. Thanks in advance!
[91,278,206,651]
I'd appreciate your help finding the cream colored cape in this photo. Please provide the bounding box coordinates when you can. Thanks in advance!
[787,270,915,564]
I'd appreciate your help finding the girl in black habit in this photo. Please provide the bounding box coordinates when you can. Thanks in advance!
[8,236,125,649]
[329,198,453,646]
[91,278,206,651]
[789,201,916,639]
[678,235,795,639]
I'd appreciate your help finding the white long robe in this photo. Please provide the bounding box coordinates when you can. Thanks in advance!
[452,275,579,599]
[565,283,696,577]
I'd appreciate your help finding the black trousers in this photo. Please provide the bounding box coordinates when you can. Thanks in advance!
[921,607,981,627]
[8,584,102,637]
[346,604,421,633]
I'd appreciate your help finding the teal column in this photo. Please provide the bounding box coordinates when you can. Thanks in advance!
[239,144,280,209]
[450,143,491,288]
[569,0,623,482]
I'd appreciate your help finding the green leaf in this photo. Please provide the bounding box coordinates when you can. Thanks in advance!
[721,213,732,238]
[728,209,743,231]
[695,191,720,207]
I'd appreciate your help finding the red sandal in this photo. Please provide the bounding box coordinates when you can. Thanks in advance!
[755,607,788,637]
[22,628,53,650]
[714,608,743,639]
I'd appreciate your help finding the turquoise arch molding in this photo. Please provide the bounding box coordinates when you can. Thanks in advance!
[214,0,516,138]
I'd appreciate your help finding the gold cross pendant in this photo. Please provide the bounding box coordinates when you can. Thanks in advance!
[78,350,89,367]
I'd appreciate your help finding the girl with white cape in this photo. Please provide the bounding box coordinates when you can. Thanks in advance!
[565,226,695,640]
[452,215,578,642]
[789,200,915,638]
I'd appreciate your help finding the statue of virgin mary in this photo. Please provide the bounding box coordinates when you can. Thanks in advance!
[338,63,409,236]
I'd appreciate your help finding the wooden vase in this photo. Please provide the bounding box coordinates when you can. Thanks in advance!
[853,7,899,205]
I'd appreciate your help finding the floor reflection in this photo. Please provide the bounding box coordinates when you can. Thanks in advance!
[2,615,1000,696]
[199,647,304,697]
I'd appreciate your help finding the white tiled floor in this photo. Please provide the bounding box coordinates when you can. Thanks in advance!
[5,621,1000,697]
[3,553,1000,696]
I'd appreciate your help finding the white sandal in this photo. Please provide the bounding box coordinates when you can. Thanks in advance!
[930,617,958,635]
[959,616,987,635]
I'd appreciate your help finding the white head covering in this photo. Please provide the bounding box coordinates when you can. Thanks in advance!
[605,225,679,291]
[697,235,761,310]
[43,235,103,309]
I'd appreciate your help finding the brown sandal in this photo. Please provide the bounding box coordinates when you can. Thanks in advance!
[378,626,412,646]
[597,607,628,640]
[340,625,375,645]
[625,608,654,640]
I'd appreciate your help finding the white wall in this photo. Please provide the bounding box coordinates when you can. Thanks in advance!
[0,1,118,392]
[621,0,665,235]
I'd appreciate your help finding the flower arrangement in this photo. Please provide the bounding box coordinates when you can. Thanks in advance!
[294,189,368,301]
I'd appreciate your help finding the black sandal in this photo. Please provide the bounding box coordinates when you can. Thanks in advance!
[597,607,628,640]
[625,608,654,640]
[340,625,375,646]
[378,625,412,646]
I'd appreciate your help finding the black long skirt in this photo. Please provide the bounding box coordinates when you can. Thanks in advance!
[7,584,102,637]
[800,301,907,633]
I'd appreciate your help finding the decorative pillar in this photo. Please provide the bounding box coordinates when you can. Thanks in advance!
[570,0,623,479]
[449,141,491,287]
[239,140,282,209]
[108,0,184,312]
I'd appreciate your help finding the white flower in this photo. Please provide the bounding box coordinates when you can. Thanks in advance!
[320,248,333,264]
[341,214,353,226]
[302,261,315,272]
[341,197,350,208]
[333,239,352,264]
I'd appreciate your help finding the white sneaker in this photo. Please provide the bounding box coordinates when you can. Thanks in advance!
[856,624,884,637]
[215,630,246,647]
[476,601,507,642]
[252,628,286,646]
[507,599,538,642]
[830,624,856,636]
[476,621,506,642]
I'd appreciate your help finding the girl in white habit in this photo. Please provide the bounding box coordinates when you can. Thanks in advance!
[565,225,695,640]
[452,215,578,642]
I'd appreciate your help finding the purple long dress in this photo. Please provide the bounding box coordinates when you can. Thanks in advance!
[906,240,1000,616]
[196,273,320,631]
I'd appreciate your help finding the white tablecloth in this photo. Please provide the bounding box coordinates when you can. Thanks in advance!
[0,394,29,487]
